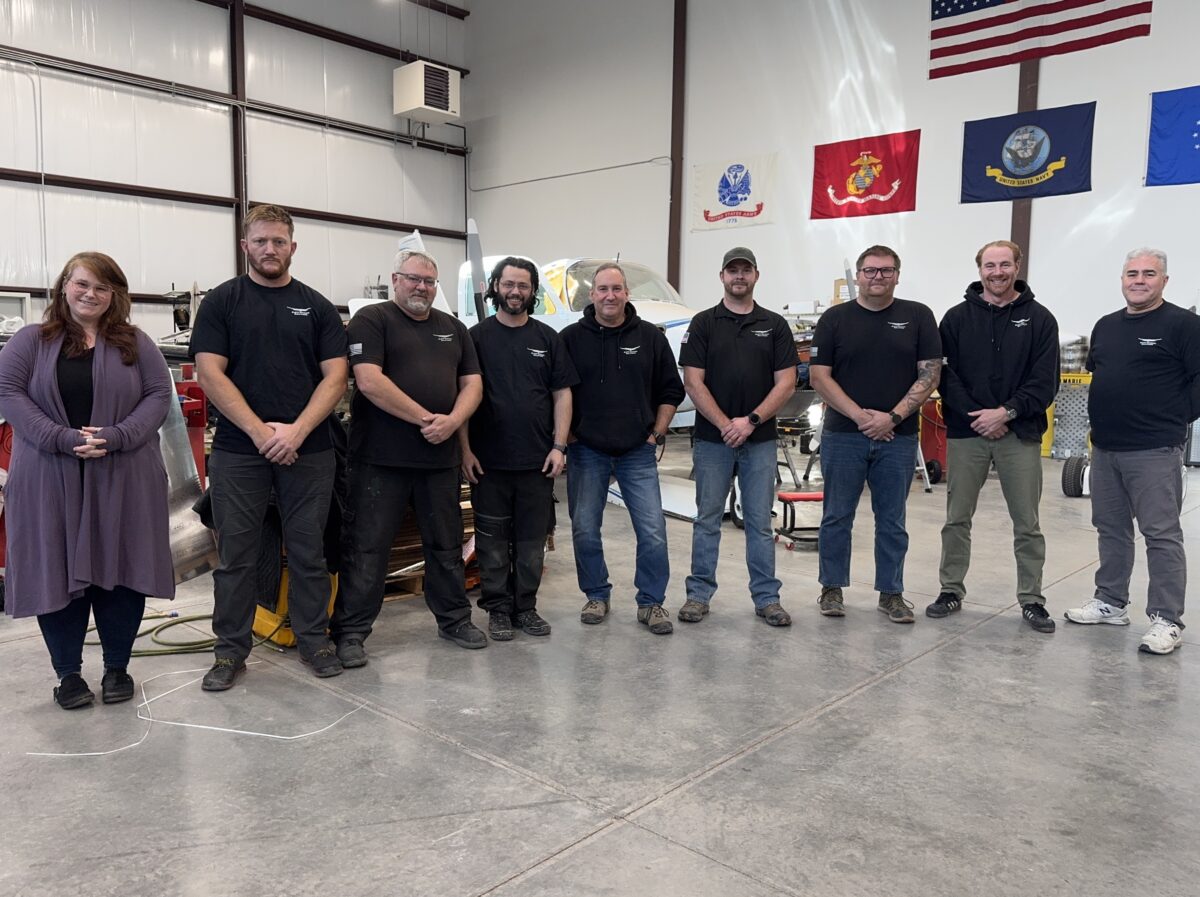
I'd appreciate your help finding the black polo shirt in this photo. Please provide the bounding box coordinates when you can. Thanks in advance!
[679,300,796,443]
[347,302,480,469]
[810,297,941,436]
[468,316,579,470]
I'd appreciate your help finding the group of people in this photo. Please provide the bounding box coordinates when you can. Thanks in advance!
[0,202,1194,711]
[807,241,1196,658]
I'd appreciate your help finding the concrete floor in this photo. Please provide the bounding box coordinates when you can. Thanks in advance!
[3,447,1199,897]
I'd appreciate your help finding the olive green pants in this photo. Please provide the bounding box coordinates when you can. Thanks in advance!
[939,433,1046,605]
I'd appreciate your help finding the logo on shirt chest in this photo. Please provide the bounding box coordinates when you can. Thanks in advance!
[620,345,641,356]
[750,329,772,338]
[433,332,454,343]
[287,306,311,317]
[527,348,548,358]
[1138,338,1163,347]
[887,321,909,330]
[1011,318,1031,328]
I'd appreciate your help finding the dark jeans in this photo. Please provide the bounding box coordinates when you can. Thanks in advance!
[818,430,917,593]
[332,463,471,639]
[37,585,146,678]
[471,468,554,615]
[208,449,335,660]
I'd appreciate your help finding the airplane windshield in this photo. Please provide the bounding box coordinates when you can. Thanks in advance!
[565,261,686,311]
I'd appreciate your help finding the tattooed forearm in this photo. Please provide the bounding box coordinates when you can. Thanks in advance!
[899,358,942,417]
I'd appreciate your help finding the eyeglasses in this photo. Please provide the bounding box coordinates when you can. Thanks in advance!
[858,267,897,279]
[498,280,532,292]
[396,272,438,288]
[69,279,113,297]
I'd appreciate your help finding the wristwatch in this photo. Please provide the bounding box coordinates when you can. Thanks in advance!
[748,412,762,427]
[889,412,903,426]
[552,443,568,454]
[651,431,666,446]
[1003,405,1018,421]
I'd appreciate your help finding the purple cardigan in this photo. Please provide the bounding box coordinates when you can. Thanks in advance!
[0,325,176,617]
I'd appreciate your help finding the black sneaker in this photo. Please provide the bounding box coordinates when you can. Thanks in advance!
[53,673,95,710]
[925,592,962,618]
[336,637,368,668]
[300,644,344,678]
[488,610,515,641]
[1022,602,1056,633]
[201,657,246,692]
[513,609,552,636]
[878,592,915,624]
[439,620,488,649]
[755,603,793,627]
[101,668,135,704]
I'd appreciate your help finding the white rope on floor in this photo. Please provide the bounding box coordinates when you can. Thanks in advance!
[26,663,365,758]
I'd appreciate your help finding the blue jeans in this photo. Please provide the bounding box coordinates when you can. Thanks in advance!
[686,438,781,609]
[818,430,916,593]
[566,441,669,607]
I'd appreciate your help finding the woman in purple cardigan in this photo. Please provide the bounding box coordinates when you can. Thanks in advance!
[0,252,175,710]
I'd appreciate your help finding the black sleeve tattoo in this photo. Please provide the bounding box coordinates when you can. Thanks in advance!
[900,358,942,417]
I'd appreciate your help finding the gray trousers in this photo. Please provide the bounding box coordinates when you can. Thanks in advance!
[1091,445,1186,627]
[939,433,1046,605]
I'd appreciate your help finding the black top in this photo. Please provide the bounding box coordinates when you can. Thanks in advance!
[938,281,1059,441]
[1087,301,1200,451]
[810,298,941,436]
[468,316,579,471]
[560,302,686,455]
[189,275,347,455]
[56,346,94,430]
[347,302,480,469]
[679,300,796,444]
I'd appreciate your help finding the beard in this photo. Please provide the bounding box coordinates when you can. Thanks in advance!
[249,254,291,282]
[401,293,434,316]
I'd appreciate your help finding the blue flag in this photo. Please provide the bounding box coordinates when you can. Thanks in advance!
[961,102,1095,204]
[1146,85,1200,187]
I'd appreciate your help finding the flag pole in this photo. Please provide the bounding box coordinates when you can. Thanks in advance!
[1009,58,1040,276]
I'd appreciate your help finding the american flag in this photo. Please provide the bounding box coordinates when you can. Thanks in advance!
[930,0,1153,79]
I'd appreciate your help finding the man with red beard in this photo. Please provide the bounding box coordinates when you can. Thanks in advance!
[925,240,1059,633]
[191,205,349,689]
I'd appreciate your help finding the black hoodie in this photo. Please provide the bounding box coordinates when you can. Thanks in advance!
[938,280,1059,441]
[560,301,686,455]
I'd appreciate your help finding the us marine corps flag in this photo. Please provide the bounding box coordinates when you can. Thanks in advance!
[961,101,1095,203]
[810,129,920,219]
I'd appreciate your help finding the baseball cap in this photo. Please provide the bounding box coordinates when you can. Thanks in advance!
[722,247,757,269]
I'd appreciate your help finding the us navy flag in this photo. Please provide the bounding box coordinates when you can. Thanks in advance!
[961,102,1095,203]
[1146,85,1200,187]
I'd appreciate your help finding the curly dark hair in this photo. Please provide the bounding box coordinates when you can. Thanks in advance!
[485,256,540,313]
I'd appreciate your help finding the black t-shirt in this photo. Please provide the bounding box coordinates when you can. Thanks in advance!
[1087,301,1200,451]
[679,301,796,443]
[810,298,941,436]
[56,346,94,430]
[347,303,480,468]
[189,275,347,455]
[468,316,579,470]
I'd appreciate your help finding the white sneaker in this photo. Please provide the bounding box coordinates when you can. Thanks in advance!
[1139,615,1183,655]
[1063,597,1130,626]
